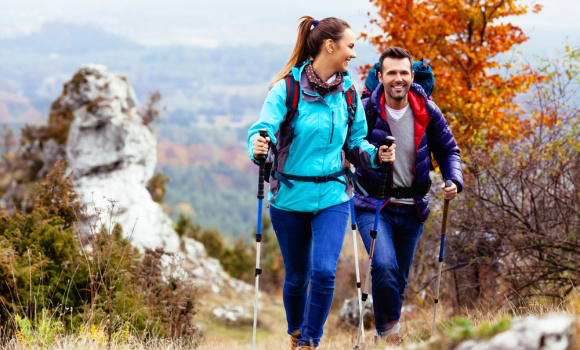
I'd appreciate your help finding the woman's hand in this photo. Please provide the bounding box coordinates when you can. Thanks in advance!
[253,135,271,159]
[378,144,396,164]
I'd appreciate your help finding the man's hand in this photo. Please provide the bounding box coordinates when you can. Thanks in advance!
[379,144,396,164]
[253,135,270,159]
[440,181,457,200]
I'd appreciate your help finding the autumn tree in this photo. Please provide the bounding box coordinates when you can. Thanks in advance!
[362,0,543,150]
[447,47,580,306]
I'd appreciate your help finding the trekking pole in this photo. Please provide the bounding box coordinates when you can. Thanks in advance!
[252,129,269,350]
[354,136,395,350]
[431,179,453,337]
[349,197,364,341]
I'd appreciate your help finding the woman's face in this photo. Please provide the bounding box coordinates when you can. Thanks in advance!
[330,28,357,72]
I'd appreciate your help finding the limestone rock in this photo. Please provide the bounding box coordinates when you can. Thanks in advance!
[212,305,250,323]
[53,64,251,295]
[338,296,375,329]
[454,314,578,350]
[60,64,178,251]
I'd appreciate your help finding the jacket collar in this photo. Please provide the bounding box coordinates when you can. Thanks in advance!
[291,61,353,102]
[371,82,432,152]
[371,82,430,115]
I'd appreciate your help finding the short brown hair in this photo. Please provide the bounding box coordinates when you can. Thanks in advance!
[378,47,413,74]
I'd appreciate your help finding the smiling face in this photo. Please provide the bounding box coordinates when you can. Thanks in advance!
[378,57,414,108]
[330,28,357,72]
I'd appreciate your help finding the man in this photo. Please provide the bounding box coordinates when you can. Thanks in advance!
[353,47,463,344]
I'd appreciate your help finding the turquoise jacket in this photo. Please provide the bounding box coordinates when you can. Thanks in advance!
[248,63,379,213]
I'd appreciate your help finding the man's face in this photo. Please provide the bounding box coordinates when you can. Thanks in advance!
[378,57,414,103]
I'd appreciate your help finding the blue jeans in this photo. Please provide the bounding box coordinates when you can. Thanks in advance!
[269,201,349,347]
[355,204,423,333]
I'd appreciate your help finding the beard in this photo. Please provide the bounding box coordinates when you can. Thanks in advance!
[386,84,410,101]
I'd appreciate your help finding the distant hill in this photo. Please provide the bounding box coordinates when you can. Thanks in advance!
[0,21,143,54]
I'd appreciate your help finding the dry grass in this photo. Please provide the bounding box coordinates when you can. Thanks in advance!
[2,223,578,350]
[2,291,578,350]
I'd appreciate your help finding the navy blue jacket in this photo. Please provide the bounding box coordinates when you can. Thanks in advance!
[354,83,464,222]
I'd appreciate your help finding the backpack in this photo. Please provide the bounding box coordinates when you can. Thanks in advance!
[264,72,360,191]
[412,58,435,96]
[361,58,435,99]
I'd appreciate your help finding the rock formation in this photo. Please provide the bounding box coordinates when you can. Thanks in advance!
[60,64,179,250]
[2,64,251,295]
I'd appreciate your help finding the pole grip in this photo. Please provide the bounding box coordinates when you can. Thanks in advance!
[377,136,395,200]
[257,129,269,200]
[441,179,453,235]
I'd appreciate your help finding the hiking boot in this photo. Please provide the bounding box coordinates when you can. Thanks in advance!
[374,333,403,346]
[290,330,301,350]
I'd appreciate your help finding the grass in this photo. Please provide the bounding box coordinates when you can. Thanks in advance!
[1,289,579,349]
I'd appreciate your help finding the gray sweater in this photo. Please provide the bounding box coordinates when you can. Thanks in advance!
[385,104,416,205]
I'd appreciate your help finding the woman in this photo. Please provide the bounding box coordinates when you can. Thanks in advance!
[248,16,394,349]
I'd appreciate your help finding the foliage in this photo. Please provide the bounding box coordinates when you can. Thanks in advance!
[15,310,64,348]
[140,91,164,127]
[425,315,512,350]
[146,172,170,204]
[448,47,580,305]
[162,163,261,238]
[0,159,89,330]
[362,0,544,150]
[174,213,201,240]
[0,159,199,342]
[174,213,255,282]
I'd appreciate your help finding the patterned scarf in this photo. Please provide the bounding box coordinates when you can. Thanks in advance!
[304,63,343,97]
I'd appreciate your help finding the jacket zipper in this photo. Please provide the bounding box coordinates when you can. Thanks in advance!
[330,110,335,144]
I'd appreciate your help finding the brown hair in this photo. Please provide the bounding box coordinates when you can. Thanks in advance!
[378,47,413,74]
[271,16,351,84]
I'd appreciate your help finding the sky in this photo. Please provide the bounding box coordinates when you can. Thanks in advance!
[0,0,579,54]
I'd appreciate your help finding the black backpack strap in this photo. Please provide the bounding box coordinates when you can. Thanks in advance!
[364,97,378,138]
[345,86,357,126]
[272,168,349,189]
[343,86,358,159]
[271,75,300,165]
[357,174,432,198]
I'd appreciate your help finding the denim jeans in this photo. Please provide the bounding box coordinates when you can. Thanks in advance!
[269,201,349,347]
[355,204,423,333]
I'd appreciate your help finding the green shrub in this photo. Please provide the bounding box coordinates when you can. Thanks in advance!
[0,159,198,342]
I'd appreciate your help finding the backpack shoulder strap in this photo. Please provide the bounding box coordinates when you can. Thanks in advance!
[364,97,378,138]
[284,74,300,114]
[275,74,300,153]
[345,85,357,128]
[343,86,358,155]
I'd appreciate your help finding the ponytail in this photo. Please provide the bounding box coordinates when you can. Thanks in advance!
[271,16,351,85]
